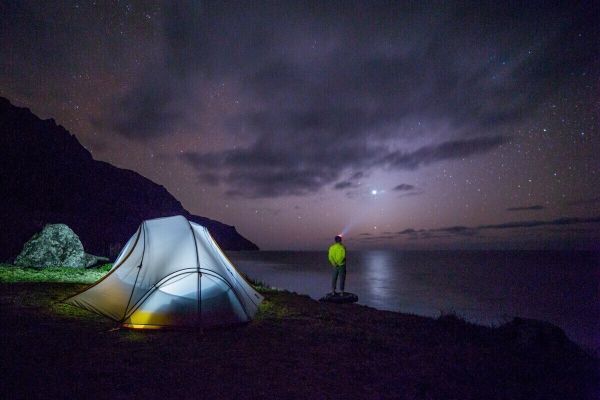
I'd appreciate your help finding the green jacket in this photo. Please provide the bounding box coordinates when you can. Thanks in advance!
[328,243,346,268]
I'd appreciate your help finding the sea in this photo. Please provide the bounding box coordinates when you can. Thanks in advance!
[227,250,600,352]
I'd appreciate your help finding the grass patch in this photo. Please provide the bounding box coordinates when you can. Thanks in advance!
[241,272,278,293]
[0,263,275,323]
[256,299,290,320]
[50,301,99,319]
[0,264,111,284]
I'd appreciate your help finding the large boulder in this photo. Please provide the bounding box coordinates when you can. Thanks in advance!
[14,224,104,268]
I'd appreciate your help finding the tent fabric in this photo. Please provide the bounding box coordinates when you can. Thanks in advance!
[66,215,263,328]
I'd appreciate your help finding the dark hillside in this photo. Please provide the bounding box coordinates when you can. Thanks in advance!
[0,97,258,260]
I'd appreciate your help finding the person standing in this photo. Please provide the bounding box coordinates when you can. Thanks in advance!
[328,235,346,295]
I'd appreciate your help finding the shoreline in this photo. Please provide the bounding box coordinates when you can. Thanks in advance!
[229,250,600,352]
[278,287,598,354]
[1,281,597,399]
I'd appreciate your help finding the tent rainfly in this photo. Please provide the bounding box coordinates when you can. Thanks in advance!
[66,215,263,329]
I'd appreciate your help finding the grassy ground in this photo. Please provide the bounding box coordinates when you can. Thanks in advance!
[0,264,112,283]
[0,267,598,399]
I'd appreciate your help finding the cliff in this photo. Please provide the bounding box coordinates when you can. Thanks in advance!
[0,97,258,260]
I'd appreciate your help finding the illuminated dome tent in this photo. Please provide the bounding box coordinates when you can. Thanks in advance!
[66,215,263,329]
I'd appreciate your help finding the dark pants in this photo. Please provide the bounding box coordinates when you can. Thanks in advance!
[331,264,346,292]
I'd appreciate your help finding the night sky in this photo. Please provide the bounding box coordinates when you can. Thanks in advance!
[1,1,598,250]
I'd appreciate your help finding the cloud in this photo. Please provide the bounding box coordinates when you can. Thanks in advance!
[333,180,359,190]
[382,136,507,170]
[433,226,470,233]
[350,171,365,180]
[506,205,545,211]
[355,233,396,242]
[358,216,600,245]
[397,229,418,234]
[183,143,348,197]
[393,184,415,191]
[477,216,600,230]
[83,1,595,197]
[184,135,505,198]
[334,171,366,192]
[394,216,600,240]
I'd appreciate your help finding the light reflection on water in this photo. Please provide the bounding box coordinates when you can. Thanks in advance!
[227,250,600,351]
[362,250,395,303]
[358,251,424,315]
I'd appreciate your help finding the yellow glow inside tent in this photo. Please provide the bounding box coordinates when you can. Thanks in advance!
[122,324,164,330]
[127,310,169,327]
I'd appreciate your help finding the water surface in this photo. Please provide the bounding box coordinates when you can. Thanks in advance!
[227,250,599,351]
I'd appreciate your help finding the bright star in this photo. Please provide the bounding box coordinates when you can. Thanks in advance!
[371,190,377,195]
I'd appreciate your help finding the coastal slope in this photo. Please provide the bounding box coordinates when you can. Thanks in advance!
[0,282,597,399]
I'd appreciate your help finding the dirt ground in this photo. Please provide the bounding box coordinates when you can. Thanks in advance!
[0,282,597,399]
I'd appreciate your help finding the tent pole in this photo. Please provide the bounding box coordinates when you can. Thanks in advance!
[187,221,202,331]
[197,266,201,331]
[121,222,147,323]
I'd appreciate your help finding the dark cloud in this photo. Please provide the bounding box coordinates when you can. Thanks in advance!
[183,142,351,197]
[477,216,600,230]
[397,229,417,234]
[393,184,415,191]
[506,205,545,211]
[184,135,505,197]
[343,190,361,200]
[350,171,365,180]
[355,233,396,242]
[360,216,600,244]
[407,232,448,241]
[434,226,470,233]
[333,181,359,190]
[394,216,600,240]
[382,136,506,170]
[432,226,480,237]
[334,171,366,192]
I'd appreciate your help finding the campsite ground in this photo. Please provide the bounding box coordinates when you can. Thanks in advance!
[0,271,598,399]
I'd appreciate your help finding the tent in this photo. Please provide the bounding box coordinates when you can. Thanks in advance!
[66,215,263,329]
